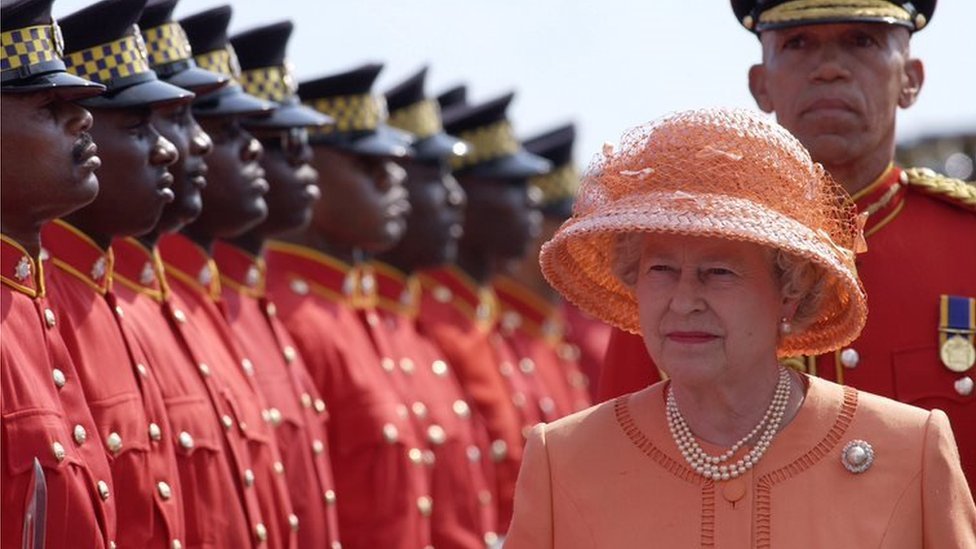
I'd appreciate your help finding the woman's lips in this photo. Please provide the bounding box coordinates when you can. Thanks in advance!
[666,331,720,344]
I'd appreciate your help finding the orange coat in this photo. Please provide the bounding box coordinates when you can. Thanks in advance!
[506,376,976,548]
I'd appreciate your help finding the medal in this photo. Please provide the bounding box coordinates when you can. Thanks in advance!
[940,336,975,373]
[939,295,975,373]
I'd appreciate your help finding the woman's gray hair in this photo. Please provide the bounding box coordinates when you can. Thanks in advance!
[611,232,828,332]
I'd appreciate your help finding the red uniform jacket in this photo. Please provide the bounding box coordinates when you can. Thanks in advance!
[265,241,432,549]
[42,220,185,549]
[213,242,341,548]
[112,236,258,548]
[2,234,118,549]
[561,301,611,402]
[415,265,534,530]
[371,261,498,547]
[598,166,976,489]
[494,276,592,418]
[159,234,296,549]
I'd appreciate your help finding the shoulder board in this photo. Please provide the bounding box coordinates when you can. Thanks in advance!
[903,167,976,213]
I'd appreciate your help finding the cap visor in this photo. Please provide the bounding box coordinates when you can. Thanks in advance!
[244,102,333,129]
[2,71,106,101]
[460,150,552,179]
[413,132,469,161]
[163,65,229,96]
[79,78,194,109]
[193,85,275,117]
[314,125,414,158]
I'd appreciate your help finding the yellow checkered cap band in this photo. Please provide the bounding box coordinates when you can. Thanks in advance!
[64,27,151,86]
[388,99,442,139]
[307,94,387,135]
[530,163,580,205]
[1,24,62,75]
[194,45,241,80]
[142,22,192,67]
[450,120,521,170]
[239,63,297,103]
[759,0,912,26]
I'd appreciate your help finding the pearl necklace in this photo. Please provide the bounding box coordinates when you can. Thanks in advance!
[666,366,792,481]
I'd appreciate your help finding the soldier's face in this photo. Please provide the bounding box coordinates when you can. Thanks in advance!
[308,146,409,253]
[0,91,100,224]
[189,115,268,239]
[151,102,213,235]
[381,159,466,270]
[458,176,542,262]
[749,23,923,169]
[70,105,177,238]
[251,127,320,237]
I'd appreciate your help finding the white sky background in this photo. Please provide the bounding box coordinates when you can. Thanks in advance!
[56,0,976,165]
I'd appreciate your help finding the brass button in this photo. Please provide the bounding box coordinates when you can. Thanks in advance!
[254,523,268,542]
[399,358,415,374]
[312,439,325,455]
[273,461,285,475]
[52,368,66,389]
[427,424,446,446]
[490,439,508,462]
[417,495,433,517]
[331,542,342,549]
[324,489,336,505]
[265,302,277,316]
[197,363,211,377]
[261,408,271,423]
[431,360,448,377]
[44,308,56,328]
[423,449,436,467]
[221,415,234,430]
[478,489,492,506]
[301,392,312,408]
[97,480,110,500]
[395,404,409,419]
[485,531,499,546]
[452,399,470,418]
[283,346,297,364]
[512,392,526,408]
[106,432,123,454]
[382,423,398,444]
[238,421,247,432]
[408,448,423,464]
[381,358,396,373]
[243,469,255,487]
[172,309,187,323]
[148,423,162,441]
[433,286,452,302]
[136,363,148,378]
[314,398,327,414]
[241,358,254,376]
[73,424,87,445]
[171,540,183,549]
[157,481,172,500]
[540,397,556,415]
[466,445,481,463]
[114,305,124,318]
[411,401,427,419]
[290,278,309,295]
[51,441,66,462]
[288,513,299,532]
[499,362,514,377]
[268,408,283,426]
[519,358,535,374]
[840,348,859,369]
[109,542,117,549]
[179,431,194,450]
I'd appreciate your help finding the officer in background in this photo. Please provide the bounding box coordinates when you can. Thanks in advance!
[214,19,342,549]
[599,0,976,491]
[415,91,551,532]
[265,63,433,549]
[1,0,116,546]
[379,65,500,548]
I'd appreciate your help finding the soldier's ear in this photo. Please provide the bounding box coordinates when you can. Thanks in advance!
[748,64,774,113]
[898,58,924,109]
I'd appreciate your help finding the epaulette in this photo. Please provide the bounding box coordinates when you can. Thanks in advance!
[903,167,976,212]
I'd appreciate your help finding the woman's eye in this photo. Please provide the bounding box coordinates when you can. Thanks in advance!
[647,265,676,274]
[706,268,736,277]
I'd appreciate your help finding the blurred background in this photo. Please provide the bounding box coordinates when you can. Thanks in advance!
[54,0,976,180]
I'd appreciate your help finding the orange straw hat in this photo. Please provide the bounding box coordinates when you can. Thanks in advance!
[539,107,868,357]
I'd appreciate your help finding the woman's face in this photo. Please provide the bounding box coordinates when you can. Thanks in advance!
[636,233,793,385]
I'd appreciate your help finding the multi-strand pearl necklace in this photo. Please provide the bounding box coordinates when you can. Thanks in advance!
[666,366,792,481]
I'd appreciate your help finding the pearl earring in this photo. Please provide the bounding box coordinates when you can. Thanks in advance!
[780,317,793,335]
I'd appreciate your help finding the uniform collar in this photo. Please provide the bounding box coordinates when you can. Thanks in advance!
[371,261,421,318]
[417,264,498,330]
[158,233,221,300]
[494,275,564,342]
[213,241,266,298]
[851,164,907,238]
[265,240,362,305]
[112,237,169,302]
[41,219,113,294]
[1,233,46,298]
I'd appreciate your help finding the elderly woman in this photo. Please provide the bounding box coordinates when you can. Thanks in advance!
[504,108,976,548]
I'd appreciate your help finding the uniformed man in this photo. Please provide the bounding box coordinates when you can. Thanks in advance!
[211,20,342,549]
[414,91,552,531]
[160,5,300,548]
[599,0,976,490]
[41,1,194,547]
[0,0,117,546]
[378,66,501,548]
[264,62,434,549]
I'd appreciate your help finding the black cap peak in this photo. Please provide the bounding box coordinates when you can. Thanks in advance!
[524,123,575,168]
[384,65,428,112]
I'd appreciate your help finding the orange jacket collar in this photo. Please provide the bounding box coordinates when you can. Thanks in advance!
[112,237,169,302]
[41,219,113,294]
[158,233,221,300]
[213,241,266,298]
[1,233,46,298]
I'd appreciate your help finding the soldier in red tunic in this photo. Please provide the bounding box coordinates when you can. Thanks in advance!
[265,63,434,549]
[600,0,976,490]
[377,66,501,548]
[1,1,118,546]
[415,92,552,531]
[207,20,343,549]
[40,1,196,546]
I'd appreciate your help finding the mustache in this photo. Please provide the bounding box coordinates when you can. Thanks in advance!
[72,132,94,162]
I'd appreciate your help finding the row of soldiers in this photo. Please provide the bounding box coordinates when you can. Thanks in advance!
[0,0,611,547]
